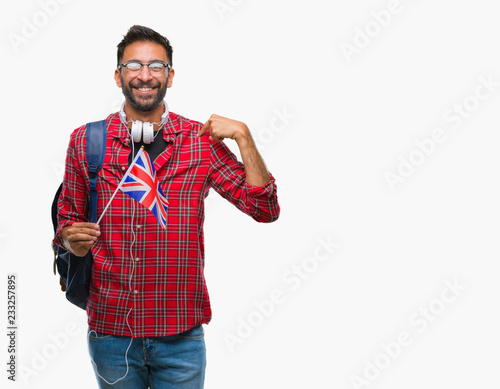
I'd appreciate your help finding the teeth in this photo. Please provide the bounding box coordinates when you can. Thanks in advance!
[138,88,153,91]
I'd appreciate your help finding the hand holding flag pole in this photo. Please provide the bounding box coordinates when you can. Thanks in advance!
[96,147,169,229]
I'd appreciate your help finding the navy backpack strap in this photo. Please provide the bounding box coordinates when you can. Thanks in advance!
[86,120,107,223]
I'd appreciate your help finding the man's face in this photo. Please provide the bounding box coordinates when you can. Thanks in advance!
[114,41,174,112]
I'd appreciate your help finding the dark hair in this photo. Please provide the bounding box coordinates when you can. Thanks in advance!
[117,25,173,68]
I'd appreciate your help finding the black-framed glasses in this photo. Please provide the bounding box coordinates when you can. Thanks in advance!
[119,61,170,76]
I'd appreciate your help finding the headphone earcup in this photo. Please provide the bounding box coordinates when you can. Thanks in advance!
[131,121,142,143]
[142,122,154,144]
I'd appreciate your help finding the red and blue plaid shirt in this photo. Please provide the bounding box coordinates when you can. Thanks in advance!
[55,111,279,337]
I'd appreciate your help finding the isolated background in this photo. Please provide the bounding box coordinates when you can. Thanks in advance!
[1,0,500,388]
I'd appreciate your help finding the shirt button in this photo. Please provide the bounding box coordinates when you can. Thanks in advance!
[133,290,139,295]
[135,257,140,262]
[136,225,142,229]
[122,167,126,171]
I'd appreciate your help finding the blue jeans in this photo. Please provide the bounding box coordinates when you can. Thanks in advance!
[87,325,206,388]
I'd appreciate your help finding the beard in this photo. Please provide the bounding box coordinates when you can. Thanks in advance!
[120,74,167,112]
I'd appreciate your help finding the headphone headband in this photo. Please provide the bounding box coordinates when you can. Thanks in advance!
[119,101,169,127]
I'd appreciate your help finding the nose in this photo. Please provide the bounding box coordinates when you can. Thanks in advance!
[137,64,153,82]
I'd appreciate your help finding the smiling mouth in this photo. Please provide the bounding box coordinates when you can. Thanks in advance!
[135,87,155,93]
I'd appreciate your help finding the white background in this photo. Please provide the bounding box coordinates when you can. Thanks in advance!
[1,0,500,388]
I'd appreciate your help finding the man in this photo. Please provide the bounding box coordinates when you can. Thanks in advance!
[54,25,279,388]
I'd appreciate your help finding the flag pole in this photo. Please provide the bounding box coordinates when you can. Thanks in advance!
[96,147,144,225]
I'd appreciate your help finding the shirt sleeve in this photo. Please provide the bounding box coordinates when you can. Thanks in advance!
[207,140,280,223]
[53,128,89,247]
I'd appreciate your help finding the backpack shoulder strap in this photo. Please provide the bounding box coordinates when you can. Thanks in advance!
[86,120,107,223]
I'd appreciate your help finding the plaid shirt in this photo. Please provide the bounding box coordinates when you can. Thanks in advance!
[55,111,279,337]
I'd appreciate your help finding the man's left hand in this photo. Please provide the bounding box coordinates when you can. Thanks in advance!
[198,113,270,187]
[198,114,249,143]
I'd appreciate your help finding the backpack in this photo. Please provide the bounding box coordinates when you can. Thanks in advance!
[51,120,107,310]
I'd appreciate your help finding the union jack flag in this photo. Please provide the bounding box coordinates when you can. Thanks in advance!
[119,148,169,229]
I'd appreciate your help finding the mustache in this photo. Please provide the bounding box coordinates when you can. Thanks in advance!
[130,80,161,88]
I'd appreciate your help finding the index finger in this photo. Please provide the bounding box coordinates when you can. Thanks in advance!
[72,222,100,230]
[197,120,211,137]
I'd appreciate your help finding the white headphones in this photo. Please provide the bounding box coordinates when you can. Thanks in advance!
[119,101,169,144]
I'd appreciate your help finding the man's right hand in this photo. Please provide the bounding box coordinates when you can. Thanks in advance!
[61,222,100,257]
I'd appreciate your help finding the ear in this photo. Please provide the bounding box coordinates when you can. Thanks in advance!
[167,68,175,88]
[114,68,122,88]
